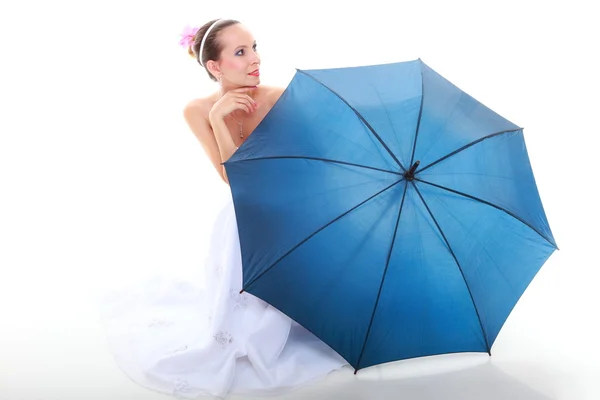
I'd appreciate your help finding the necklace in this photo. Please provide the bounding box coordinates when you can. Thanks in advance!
[229,113,244,138]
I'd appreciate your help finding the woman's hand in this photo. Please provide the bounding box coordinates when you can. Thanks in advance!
[208,87,258,122]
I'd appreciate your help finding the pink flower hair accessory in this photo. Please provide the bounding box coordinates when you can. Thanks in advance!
[179,25,199,49]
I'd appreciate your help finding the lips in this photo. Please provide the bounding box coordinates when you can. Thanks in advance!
[248,69,260,76]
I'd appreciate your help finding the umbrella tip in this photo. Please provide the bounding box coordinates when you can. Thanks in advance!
[239,289,244,294]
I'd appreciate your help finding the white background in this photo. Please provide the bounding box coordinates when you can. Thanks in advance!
[0,0,598,399]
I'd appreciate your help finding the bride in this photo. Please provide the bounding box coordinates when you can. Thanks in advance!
[99,19,348,398]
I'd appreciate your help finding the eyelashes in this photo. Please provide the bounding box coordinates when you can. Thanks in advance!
[235,44,258,56]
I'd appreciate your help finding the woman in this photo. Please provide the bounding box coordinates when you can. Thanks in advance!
[182,19,280,184]
[101,19,348,399]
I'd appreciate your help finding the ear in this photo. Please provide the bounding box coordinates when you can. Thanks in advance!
[206,60,221,80]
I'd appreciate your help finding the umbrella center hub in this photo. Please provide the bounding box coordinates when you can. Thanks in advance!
[404,161,420,181]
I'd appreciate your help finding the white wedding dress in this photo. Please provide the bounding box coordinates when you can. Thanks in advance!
[98,191,348,398]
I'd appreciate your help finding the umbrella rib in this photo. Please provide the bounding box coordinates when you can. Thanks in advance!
[416,128,522,174]
[415,178,557,248]
[354,180,409,374]
[411,181,492,354]
[408,67,425,167]
[229,155,402,175]
[297,69,406,171]
[241,178,406,293]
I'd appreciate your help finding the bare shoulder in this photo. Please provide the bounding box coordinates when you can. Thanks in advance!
[259,85,286,107]
[183,95,215,122]
[182,93,221,139]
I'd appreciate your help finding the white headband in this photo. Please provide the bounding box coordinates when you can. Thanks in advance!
[198,19,223,67]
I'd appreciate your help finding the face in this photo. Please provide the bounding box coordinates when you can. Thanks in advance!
[212,24,261,87]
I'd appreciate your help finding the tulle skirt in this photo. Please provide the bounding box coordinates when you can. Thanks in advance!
[98,193,348,398]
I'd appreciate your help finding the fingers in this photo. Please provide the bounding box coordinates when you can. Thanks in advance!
[235,100,252,113]
[240,98,258,113]
[230,93,257,105]
[221,89,258,114]
[230,94,257,112]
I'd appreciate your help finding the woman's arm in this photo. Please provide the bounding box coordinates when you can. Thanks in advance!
[183,102,234,184]
[207,115,238,184]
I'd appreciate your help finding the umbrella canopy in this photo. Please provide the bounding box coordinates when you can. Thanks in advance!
[223,59,557,372]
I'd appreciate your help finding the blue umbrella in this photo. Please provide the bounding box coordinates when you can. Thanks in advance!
[223,59,557,373]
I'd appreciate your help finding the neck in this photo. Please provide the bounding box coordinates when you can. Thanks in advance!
[220,81,257,95]
[220,83,237,94]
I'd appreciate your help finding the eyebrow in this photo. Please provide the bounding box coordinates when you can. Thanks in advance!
[236,42,257,49]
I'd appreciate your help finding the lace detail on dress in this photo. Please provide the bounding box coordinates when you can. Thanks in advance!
[173,379,191,396]
[229,288,248,311]
[214,331,234,348]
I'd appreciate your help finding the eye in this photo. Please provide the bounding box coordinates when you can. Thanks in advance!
[235,44,257,56]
